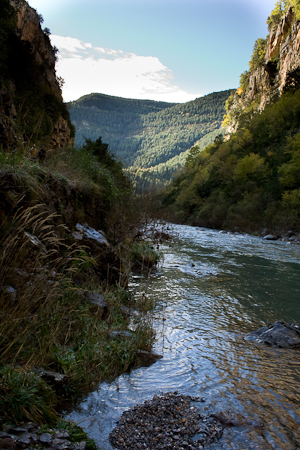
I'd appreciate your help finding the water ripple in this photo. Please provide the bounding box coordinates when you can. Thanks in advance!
[66,224,300,449]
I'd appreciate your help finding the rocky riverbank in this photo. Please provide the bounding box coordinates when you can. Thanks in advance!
[0,422,92,450]
[109,392,224,449]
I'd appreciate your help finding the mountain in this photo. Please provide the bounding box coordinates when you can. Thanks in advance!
[161,1,300,233]
[0,0,74,149]
[68,90,232,185]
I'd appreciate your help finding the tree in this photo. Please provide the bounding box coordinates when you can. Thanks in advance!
[185,145,200,167]
[249,38,267,71]
[266,1,288,30]
[289,0,300,19]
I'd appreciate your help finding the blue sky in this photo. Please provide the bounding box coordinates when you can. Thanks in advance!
[28,0,277,103]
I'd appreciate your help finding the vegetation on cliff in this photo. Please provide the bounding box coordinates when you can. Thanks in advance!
[161,85,300,232]
[223,0,300,132]
[267,0,300,29]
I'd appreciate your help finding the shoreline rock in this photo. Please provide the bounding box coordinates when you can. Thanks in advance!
[246,320,300,348]
[0,423,86,450]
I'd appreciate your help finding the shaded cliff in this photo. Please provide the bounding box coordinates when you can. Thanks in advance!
[224,4,300,132]
[0,0,74,150]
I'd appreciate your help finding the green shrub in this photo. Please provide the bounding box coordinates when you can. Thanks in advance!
[131,241,161,268]
[0,365,57,424]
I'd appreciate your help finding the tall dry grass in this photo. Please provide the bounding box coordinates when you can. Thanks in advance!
[0,204,93,366]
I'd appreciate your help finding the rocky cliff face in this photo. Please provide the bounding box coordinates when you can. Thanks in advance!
[226,5,300,133]
[0,0,74,150]
[12,0,60,97]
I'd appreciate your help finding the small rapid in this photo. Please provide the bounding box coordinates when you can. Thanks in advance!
[66,224,300,449]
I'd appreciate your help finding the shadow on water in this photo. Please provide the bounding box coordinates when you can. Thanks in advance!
[65,225,300,449]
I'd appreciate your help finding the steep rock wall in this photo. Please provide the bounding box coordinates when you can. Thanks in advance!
[226,6,300,133]
[12,0,60,97]
[0,0,74,150]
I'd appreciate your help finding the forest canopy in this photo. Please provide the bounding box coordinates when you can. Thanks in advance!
[161,87,300,231]
[68,90,232,187]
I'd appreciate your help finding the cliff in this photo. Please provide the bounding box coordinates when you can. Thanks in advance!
[225,4,300,133]
[0,0,74,150]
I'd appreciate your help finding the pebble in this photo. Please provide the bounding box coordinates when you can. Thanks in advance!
[0,423,86,450]
[109,392,224,449]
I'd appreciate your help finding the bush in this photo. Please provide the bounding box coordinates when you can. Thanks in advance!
[131,241,162,269]
[0,365,57,424]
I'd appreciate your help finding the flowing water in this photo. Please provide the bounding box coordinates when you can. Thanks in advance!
[66,224,300,449]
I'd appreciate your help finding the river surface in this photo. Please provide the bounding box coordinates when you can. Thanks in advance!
[66,224,300,449]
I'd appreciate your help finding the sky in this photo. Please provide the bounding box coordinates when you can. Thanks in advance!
[28,0,277,103]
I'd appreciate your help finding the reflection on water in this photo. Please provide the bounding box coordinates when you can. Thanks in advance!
[66,225,300,449]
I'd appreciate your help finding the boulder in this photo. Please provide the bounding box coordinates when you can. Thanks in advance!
[289,235,300,243]
[120,306,140,317]
[73,224,109,246]
[0,285,17,303]
[24,231,47,252]
[34,367,67,395]
[287,230,295,237]
[135,349,163,366]
[109,330,133,339]
[73,223,127,287]
[78,290,108,317]
[263,234,278,240]
[246,320,300,348]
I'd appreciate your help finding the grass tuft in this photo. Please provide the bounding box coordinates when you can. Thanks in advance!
[131,241,162,269]
[0,365,57,425]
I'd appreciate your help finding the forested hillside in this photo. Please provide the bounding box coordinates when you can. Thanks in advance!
[68,90,231,185]
[161,1,300,233]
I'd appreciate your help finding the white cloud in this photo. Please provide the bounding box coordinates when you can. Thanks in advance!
[51,35,201,103]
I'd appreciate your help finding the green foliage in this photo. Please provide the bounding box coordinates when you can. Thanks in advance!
[266,1,300,30]
[68,91,231,186]
[0,365,57,424]
[81,136,126,184]
[225,94,234,111]
[185,145,201,167]
[267,1,288,30]
[249,38,267,71]
[289,0,300,19]
[128,128,227,191]
[279,133,300,188]
[130,241,162,268]
[223,93,237,126]
[161,87,300,231]
[233,153,267,182]
[0,147,48,199]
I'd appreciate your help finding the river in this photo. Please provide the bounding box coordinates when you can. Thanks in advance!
[66,224,300,449]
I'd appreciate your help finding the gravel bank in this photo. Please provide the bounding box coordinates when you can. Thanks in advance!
[109,392,223,449]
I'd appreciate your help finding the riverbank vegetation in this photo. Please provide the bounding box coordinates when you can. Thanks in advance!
[161,86,300,232]
[0,139,160,429]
